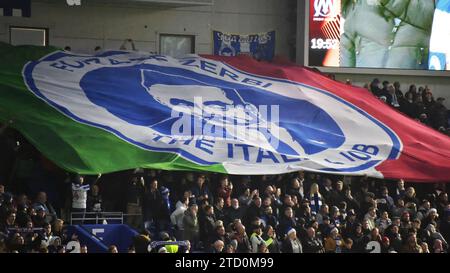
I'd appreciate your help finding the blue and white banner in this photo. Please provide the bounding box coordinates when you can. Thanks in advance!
[0,0,31,17]
[213,30,275,61]
[429,0,450,71]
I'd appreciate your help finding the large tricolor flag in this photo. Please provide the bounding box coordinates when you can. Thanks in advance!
[0,42,449,181]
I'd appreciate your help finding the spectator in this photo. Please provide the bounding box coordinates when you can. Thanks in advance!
[231,221,251,253]
[262,225,280,253]
[286,178,304,202]
[261,205,277,229]
[249,224,264,253]
[225,198,243,225]
[108,245,118,253]
[32,206,49,227]
[324,227,342,253]
[316,204,329,225]
[343,187,359,212]
[437,192,449,216]
[302,227,325,253]
[183,204,199,248]
[170,197,189,240]
[159,187,171,231]
[282,228,302,253]
[278,207,297,237]
[86,184,102,214]
[364,207,377,231]
[52,219,65,239]
[126,172,145,230]
[370,78,382,97]
[119,39,137,51]
[191,174,212,206]
[309,183,323,215]
[321,178,334,202]
[401,91,417,118]
[429,97,448,129]
[422,208,439,229]
[393,179,406,201]
[214,197,226,223]
[32,191,57,223]
[377,186,395,213]
[402,234,422,253]
[244,197,262,228]
[341,238,354,253]
[217,177,233,207]
[211,239,224,253]
[393,81,403,99]
[376,211,392,233]
[143,178,164,232]
[199,205,216,245]
[433,239,446,253]
[71,175,90,224]
[80,245,88,253]
[364,228,382,252]
[425,223,448,250]
[404,187,419,206]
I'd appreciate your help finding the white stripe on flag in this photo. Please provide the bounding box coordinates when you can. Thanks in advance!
[12,9,23,17]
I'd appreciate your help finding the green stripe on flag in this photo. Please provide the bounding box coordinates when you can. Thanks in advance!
[0,43,226,175]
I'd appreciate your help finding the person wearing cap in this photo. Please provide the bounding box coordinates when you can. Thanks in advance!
[282,228,302,253]
[324,227,342,253]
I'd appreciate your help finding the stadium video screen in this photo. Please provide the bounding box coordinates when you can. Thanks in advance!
[308,0,450,70]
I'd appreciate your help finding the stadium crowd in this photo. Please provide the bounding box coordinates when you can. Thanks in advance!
[363,79,449,134]
[0,138,449,253]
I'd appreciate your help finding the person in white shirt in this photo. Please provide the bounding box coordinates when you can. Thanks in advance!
[72,175,90,224]
[170,197,189,240]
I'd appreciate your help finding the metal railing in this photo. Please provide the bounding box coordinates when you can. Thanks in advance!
[70,211,126,225]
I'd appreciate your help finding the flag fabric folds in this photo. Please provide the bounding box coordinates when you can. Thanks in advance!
[0,42,449,182]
